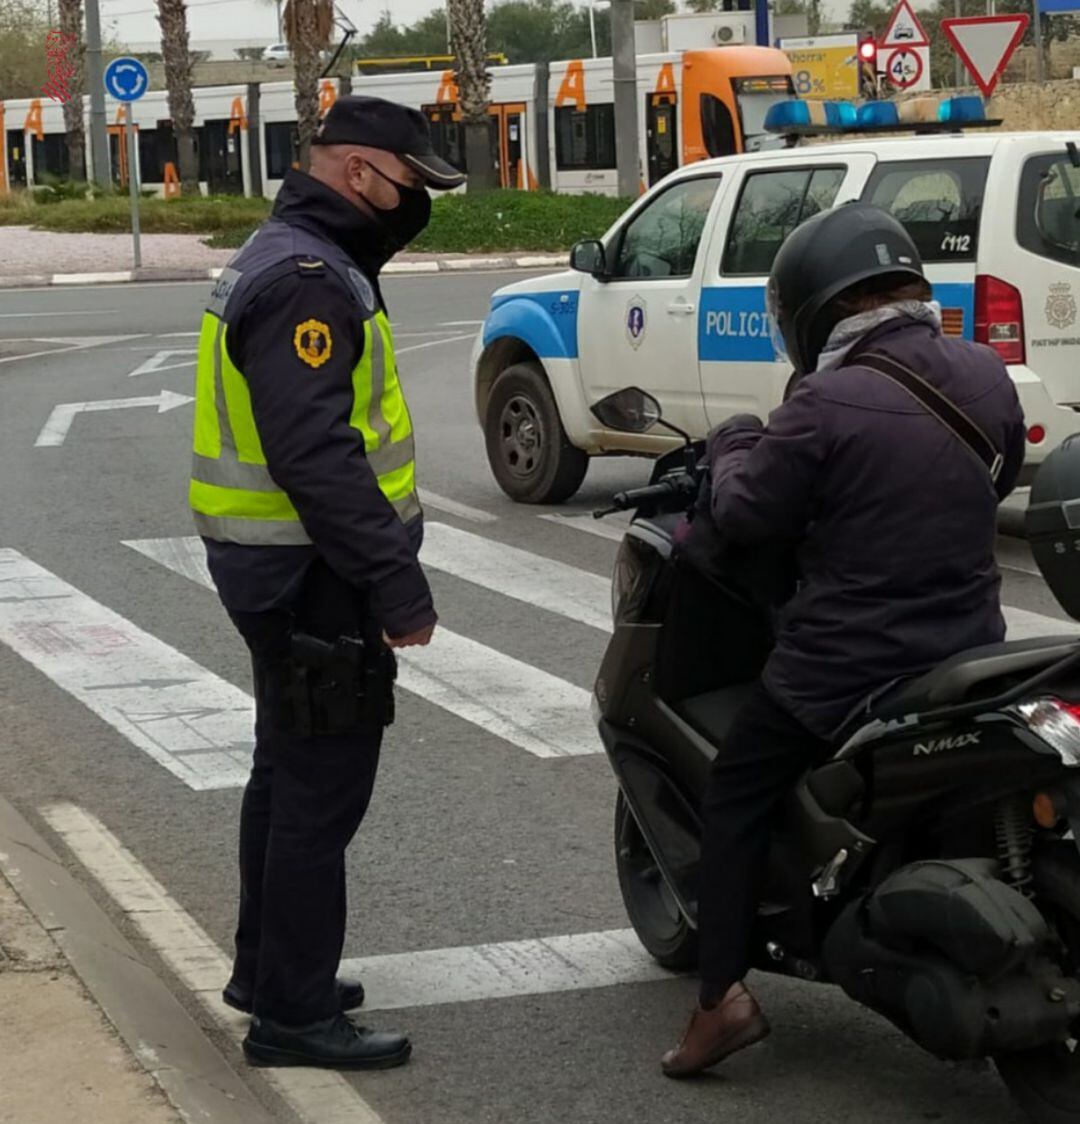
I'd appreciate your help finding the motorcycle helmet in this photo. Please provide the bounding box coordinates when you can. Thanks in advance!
[767,201,926,375]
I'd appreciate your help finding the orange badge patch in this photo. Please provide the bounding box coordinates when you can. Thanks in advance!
[293,319,332,368]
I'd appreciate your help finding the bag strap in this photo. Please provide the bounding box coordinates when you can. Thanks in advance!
[855,350,1004,483]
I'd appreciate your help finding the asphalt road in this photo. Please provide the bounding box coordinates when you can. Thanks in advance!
[0,272,1072,1124]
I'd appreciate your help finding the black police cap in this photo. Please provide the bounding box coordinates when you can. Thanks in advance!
[311,95,467,190]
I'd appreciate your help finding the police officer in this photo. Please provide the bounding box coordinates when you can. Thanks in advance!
[189,96,465,1069]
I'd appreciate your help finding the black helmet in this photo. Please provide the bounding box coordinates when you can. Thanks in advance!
[767,201,925,374]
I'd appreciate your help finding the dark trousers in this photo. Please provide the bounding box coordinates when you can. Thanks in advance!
[227,562,383,1026]
[697,682,830,1005]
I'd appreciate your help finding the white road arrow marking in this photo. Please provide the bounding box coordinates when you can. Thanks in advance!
[35,389,194,447]
[127,349,197,377]
[0,334,146,366]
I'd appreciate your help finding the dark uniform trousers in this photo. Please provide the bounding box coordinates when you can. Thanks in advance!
[227,561,383,1026]
[697,682,830,1005]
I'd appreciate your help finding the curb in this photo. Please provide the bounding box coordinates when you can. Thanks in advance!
[0,254,567,290]
[0,794,271,1124]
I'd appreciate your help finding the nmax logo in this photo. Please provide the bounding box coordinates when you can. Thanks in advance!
[913,732,981,756]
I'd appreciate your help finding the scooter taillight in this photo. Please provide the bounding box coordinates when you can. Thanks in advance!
[1015,698,1080,765]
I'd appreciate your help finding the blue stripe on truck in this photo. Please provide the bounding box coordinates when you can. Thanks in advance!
[484,291,580,359]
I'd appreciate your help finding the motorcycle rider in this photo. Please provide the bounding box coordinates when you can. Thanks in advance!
[662,202,1027,1077]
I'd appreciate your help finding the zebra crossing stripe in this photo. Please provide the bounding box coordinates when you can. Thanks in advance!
[43,801,674,1028]
[124,537,599,759]
[0,548,252,791]
[421,522,612,633]
[41,802,388,1124]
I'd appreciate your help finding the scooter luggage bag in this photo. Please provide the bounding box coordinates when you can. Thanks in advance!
[1027,434,1080,621]
[865,858,1048,979]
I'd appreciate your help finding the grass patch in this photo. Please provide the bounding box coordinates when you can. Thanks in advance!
[0,187,629,254]
[0,190,271,235]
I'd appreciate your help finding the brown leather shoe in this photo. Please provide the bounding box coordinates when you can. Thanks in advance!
[661,982,770,1078]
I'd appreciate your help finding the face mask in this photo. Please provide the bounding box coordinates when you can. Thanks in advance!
[363,162,432,251]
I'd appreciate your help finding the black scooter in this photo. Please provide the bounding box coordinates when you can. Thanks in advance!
[591,386,1080,1124]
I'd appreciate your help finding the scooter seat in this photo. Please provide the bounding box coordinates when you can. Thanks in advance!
[871,635,1080,719]
[674,683,756,744]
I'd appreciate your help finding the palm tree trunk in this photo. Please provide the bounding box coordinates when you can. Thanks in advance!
[284,0,334,171]
[157,0,199,194]
[448,0,495,192]
[56,0,86,182]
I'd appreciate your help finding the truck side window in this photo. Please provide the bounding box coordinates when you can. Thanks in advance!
[722,166,846,276]
[860,157,989,262]
[612,175,722,280]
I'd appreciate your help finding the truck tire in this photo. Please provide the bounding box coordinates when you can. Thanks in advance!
[484,362,588,504]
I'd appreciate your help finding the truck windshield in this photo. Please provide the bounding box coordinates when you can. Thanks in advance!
[1018,150,1080,268]
[734,75,795,151]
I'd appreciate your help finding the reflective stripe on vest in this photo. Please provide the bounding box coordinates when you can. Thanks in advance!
[189,308,421,546]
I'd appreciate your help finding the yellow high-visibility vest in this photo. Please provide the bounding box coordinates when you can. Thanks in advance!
[189,303,420,545]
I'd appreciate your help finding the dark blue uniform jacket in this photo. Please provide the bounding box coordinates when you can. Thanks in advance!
[202,170,436,638]
[708,315,1026,739]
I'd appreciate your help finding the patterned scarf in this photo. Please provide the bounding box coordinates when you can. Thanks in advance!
[816,300,942,371]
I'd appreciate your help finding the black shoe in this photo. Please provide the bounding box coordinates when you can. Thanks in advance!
[223,977,365,1015]
[243,1012,411,1070]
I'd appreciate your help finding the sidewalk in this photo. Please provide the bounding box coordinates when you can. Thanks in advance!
[0,225,565,288]
[0,869,181,1124]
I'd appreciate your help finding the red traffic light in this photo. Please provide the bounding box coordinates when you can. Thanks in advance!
[859,39,877,61]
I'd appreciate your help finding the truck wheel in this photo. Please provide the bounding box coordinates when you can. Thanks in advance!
[615,790,698,971]
[484,363,588,505]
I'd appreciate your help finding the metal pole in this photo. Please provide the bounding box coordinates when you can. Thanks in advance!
[127,118,141,268]
[1033,0,1046,83]
[84,0,109,190]
[953,0,963,86]
[610,0,639,199]
[589,0,598,58]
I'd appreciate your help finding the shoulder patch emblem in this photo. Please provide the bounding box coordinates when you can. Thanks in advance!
[293,319,332,368]
[348,267,375,310]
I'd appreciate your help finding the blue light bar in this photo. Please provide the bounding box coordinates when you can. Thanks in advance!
[856,101,900,127]
[763,99,810,132]
[824,101,857,128]
[938,96,986,123]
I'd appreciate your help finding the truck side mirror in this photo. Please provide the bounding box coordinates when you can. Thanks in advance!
[570,239,608,279]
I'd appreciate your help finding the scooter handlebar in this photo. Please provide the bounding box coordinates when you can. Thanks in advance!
[593,473,698,518]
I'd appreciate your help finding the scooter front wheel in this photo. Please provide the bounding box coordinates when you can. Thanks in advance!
[614,790,698,971]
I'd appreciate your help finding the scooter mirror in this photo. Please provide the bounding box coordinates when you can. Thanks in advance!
[591,387,662,434]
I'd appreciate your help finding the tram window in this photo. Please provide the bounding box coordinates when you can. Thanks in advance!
[31,133,69,178]
[137,129,170,182]
[722,165,846,275]
[700,94,736,159]
[554,105,615,171]
[421,105,466,172]
[265,121,299,179]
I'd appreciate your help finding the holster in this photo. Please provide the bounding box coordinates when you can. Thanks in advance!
[255,631,397,738]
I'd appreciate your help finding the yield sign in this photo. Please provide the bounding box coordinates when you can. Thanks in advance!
[941,14,1030,97]
[882,0,930,49]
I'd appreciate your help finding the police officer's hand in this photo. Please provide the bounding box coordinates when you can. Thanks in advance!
[384,624,436,649]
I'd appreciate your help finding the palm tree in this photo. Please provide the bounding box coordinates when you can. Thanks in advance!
[56,0,86,181]
[448,0,495,191]
[283,0,334,171]
[156,0,199,194]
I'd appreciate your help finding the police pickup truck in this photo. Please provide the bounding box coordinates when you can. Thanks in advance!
[472,121,1080,503]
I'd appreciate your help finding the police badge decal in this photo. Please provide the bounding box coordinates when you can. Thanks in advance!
[1046,282,1077,331]
[626,297,647,350]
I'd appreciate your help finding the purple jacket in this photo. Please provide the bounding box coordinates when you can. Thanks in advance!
[709,315,1026,739]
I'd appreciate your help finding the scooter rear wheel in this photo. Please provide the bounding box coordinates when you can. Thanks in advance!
[614,790,698,971]
[996,844,1080,1123]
